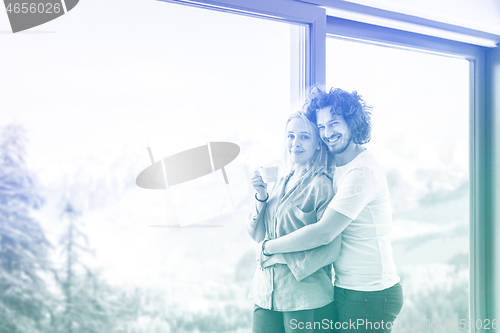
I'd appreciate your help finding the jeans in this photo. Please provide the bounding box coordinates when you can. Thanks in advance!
[334,283,403,333]
[252,301,336,333]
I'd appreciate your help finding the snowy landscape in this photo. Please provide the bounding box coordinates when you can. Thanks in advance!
[0,122,469,332]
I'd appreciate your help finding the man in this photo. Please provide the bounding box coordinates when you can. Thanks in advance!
[261,87,403,332]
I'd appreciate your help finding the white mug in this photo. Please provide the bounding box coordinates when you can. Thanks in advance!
[259,166,279,183]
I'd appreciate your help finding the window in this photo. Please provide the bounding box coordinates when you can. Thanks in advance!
[325,16,493,324]
[1,1,328,331]
[326,36,470,323]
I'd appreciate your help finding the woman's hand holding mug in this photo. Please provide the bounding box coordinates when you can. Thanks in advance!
[251,170,268,201]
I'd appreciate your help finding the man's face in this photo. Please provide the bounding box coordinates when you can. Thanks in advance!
[316,107,352,155]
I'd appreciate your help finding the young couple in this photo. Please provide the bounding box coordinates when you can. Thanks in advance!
[247,87,403,333]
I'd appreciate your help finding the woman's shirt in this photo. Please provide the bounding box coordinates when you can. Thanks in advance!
[248,171,337,311]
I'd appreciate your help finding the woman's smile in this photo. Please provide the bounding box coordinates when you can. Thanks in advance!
[290,149,304,154]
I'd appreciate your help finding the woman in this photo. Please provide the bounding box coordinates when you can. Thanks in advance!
[247,112,342,333]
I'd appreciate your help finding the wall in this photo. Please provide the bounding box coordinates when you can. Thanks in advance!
[342,0,500,35]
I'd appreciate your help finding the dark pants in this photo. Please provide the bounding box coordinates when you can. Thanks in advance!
[252,301,336,333]
[334,283,403,333]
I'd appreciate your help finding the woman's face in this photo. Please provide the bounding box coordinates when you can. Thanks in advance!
[286,117,320,167]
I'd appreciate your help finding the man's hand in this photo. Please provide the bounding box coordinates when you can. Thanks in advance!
[255,241,265,269]
[255,241,286,269]
[262,253,286,268]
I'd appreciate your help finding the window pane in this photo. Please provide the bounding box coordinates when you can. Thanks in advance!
[1,3,295,331]
[327,38,470,325]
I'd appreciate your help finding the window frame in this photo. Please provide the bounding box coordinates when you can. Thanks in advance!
[160,0,498,325]
[325,17,493,325]
[158,0,327,108]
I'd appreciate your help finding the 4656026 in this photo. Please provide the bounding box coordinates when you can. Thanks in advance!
[6,2,62,14]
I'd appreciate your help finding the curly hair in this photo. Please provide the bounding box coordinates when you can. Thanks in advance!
[304,86,372,145]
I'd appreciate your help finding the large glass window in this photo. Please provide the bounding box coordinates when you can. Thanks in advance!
[1,2,300,331]
[326,37,470,327]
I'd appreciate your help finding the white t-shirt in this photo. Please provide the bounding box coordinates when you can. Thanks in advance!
[329,149,400,291]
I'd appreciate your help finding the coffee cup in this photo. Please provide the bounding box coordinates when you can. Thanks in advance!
[259,166,279,183]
